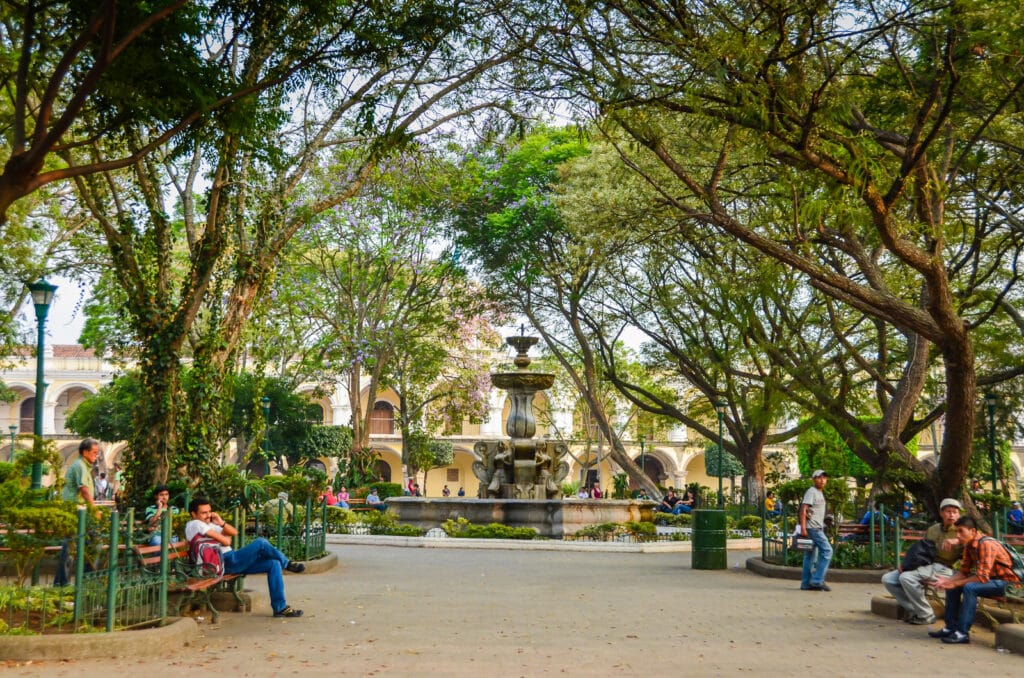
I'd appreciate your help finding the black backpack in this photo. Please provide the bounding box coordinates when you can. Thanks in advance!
[900,539,936,571]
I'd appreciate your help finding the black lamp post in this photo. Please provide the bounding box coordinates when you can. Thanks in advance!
[261,396,271,477]
[28,278,57,490]
[8,424,16,459]
[714,400,726,509]
[984,392,998,495]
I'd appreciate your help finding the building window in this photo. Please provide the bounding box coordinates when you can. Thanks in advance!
[446,468,459,482]
[369,401,395,435]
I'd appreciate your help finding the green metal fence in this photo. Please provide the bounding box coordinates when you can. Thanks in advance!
[252,497,327,562]
[0,508,169,634]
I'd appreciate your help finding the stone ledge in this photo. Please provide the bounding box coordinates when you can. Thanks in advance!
[869,595,1018,631]
[745,557,886,583]
[290,551,338,575]
[0,617,198,662]
[996,624,1024,654]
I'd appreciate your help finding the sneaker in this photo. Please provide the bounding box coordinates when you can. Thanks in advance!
[807,583,831,592]
[273,606,303,618]
[285,561,305,573]
[906,614,936,625]
[941,631,970,644]
[928,627,955,638]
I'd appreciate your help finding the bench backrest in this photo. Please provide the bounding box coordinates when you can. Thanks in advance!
[134,540,188,568]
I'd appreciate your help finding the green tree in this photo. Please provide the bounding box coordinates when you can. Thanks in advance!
[403,428,453,495]
[535,1,1024,514]
[450,126,661,498]
[70,2,538,504]
[65,372,141,443]
[796,420,874,485]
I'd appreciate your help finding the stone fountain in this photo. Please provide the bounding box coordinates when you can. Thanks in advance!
[473,334,569,499]
[387,334,653,537]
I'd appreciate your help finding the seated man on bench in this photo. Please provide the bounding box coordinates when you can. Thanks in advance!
[929,515,1022,644]
[185,496,306,618]
[881,497,963,625]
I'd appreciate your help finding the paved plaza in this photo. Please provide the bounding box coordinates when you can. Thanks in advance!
[6,544,1022,676]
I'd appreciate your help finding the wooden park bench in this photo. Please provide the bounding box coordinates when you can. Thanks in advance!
[133,541,245,623]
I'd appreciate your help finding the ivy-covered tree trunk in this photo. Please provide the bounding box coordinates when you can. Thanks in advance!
[128,347,185,506]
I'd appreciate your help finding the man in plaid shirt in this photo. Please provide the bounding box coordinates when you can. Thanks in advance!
[929,516,1021,644]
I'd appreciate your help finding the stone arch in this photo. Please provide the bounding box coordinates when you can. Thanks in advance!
[423,444,477,497]
[3,384,34,433]
[296,388,331,425]
[52,383,97,434]
[631,447,677,487]
[370,445,402,484]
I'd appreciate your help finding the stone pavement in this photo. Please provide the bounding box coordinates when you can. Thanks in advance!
[6,544,1022,676]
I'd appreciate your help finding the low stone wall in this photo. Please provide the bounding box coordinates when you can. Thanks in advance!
[386,498,656,538]
[0,617,198,661]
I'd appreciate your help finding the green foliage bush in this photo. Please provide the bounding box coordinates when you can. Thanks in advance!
[735,515,764,532]
[652,513,691,527]
[441,517,536,539]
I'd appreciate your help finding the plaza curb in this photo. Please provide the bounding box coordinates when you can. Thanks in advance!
[745,557,887,583]
[996,624,1024,654]
[0,617,198,662]
[291,551,338,574]
[328,534,762,553]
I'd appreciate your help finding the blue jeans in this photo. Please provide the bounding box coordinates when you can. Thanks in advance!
[944,580,1007,634]
[800,528,833,588]
[672,504,692,515]
[222,538,291,613]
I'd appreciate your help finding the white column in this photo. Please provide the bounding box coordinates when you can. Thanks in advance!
[42,399,57,435]
[479,389,505,437]
[331,383,352,427]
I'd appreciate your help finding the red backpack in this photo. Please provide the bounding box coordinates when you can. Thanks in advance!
[188,533,224,577]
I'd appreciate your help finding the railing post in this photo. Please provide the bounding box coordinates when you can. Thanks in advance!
[105,510,119,632]
[305,497,312,562]
[879,503,887,568]
[894,516,902,570]
[868,506,876,566]
[276,498,284,548]
[72,507,87,626]
[781,502,788,564]
[239,507,247,548]
[125,507,134,573]
[233,507,241,549]
[761,503,767,561]
[159,510,170,622]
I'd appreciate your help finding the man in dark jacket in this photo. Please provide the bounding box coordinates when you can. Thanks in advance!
[881,498,963,625]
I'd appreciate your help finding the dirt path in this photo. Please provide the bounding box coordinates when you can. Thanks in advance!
[5,545,1020,676]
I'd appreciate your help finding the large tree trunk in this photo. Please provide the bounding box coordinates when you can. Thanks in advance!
[127,349,184,506]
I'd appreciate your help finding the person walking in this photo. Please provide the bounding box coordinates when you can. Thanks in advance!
[799,469,833,591]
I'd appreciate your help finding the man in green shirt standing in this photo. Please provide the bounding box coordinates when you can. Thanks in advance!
[62,438,101,520]
[54,438,101,586]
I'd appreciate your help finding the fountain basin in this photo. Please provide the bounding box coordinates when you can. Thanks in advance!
[387,498,657,538]
[490,372,555,390]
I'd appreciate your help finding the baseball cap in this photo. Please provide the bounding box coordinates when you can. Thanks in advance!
[939,498,962,510]
[811,469,828,479]
[1012,500,1021,506]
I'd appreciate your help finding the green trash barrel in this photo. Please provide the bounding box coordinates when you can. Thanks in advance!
[692,509,727,570]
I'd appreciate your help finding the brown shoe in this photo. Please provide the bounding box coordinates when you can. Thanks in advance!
[273,606,303,618]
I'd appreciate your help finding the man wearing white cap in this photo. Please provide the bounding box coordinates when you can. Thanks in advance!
[881,498,963,624]
[799,469,833,591]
